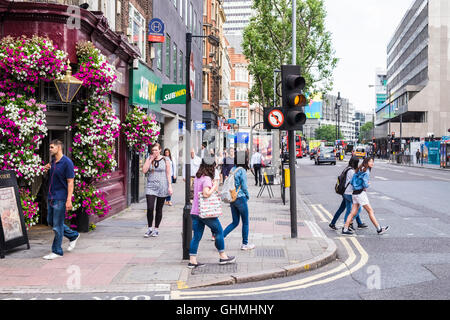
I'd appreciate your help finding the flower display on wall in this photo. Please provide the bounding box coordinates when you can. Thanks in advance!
[71,180,111,219]
[70,98,121,181]
[0,35,68,93]
[74,40,117,97]
[20,188,40,230]
[122,106,160,153]
[0,93,47,182]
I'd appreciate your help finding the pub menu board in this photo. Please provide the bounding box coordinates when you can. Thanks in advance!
[0,171,30,258]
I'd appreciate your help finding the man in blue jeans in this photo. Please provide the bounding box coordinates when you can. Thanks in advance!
[43,139,80,260]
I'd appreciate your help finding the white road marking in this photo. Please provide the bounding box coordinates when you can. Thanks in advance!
[375,176,389,180]
[305,220,323,238]
[379,196,394,201]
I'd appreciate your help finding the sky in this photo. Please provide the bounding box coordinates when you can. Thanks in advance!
[324,0,413,112]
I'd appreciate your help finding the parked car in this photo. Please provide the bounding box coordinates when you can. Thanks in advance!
[314,147,336,165]
[309,149,317,160]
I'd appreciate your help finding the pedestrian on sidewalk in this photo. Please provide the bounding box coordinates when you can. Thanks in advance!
[250,148,264,186]
[221,148,235,181]
[329,156,367,231]
[42,139,80,260]
[223,151,256,251]
[143,143,173,238]
[163,148,176,206]
[342,157,390,235]
[416,149,421,165]
[183,148,202,200]
[188,159,236,268]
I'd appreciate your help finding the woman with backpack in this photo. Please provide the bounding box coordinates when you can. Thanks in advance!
[223,150,256,251]
[329,156,368,231]
[342,157,390,235]
[188,159,236,269]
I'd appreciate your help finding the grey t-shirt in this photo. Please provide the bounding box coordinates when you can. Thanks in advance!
[146,157,169,197]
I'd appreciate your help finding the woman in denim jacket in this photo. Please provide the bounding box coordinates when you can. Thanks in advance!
[223,150,256,251]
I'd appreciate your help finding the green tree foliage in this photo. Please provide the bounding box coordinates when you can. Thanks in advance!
[359,121,374,142]
[242,0,338,108]
[315,125,343,142]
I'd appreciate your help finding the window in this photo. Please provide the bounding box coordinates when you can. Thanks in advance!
[128,4,146,58]
[179,50,184,83]
[185,1,188,27]
[165,35,171,78]
[155,43,162,70]
[173,43,178,83]
[235,67,248,82]
[189,2,193,31]
[180,0,183,19]
[236,108,248,126]
[235,87,248,101]
[203,72,209,102]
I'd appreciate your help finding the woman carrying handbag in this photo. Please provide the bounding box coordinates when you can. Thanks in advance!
[188,159,236,269]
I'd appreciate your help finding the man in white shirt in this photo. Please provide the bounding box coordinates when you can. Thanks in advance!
[250,148,264,186]
[183,148,202,180]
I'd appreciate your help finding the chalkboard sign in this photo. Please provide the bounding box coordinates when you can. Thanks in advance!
[0,170,30,259]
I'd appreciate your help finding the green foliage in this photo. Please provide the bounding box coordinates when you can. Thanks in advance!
[242,0,338,108]
[315,125,343,142]
[359,121,374,142]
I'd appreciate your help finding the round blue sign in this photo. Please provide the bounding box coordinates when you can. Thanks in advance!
[149,18,164,35]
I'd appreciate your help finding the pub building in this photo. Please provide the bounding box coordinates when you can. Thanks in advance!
[0,0,140,228]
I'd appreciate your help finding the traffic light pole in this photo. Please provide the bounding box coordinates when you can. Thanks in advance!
[289,0,298,239]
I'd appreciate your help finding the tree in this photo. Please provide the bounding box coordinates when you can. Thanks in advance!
[315,125,343,142]
[359,122,374,143]
[242,0,337,109]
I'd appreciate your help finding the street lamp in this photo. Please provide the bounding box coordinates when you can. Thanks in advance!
[335,92,342,143]
[182,32,220,260]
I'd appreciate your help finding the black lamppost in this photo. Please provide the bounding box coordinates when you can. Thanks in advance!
[335,92,342,143]
[182,32,220,260]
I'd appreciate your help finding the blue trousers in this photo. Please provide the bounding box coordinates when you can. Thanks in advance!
[189,215,225,256]
[331,194,362,226]
[224,197,249,245]
[47,200,79,256]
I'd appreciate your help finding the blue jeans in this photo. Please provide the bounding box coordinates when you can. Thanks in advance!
[189,215,225,256]
[330,195,362,226]
[47,200,79,256]
[224,197,249,245]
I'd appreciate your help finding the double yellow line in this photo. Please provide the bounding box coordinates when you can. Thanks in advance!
[171,237,368,300]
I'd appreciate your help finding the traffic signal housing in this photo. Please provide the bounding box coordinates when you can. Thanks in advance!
[281,65,307,130]
[263,65,308,131]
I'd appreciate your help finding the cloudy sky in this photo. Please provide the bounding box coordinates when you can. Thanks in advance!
[324,0,413,112]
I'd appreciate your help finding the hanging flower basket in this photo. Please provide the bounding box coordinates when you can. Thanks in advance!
[122,106,160,153]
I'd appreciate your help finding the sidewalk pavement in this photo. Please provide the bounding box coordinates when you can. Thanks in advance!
[0,173,337,294]
[376,158,450,171]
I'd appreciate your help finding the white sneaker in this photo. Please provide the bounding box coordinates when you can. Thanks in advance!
[144,228,153,238]
[43,253,62,260]
[151,229,159,237]
[67,234,80,252]
[241,244,256,251]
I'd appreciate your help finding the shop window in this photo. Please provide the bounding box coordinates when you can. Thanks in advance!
[111,96,121,171]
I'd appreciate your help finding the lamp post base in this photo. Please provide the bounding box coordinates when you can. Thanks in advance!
[182,204,192,260]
